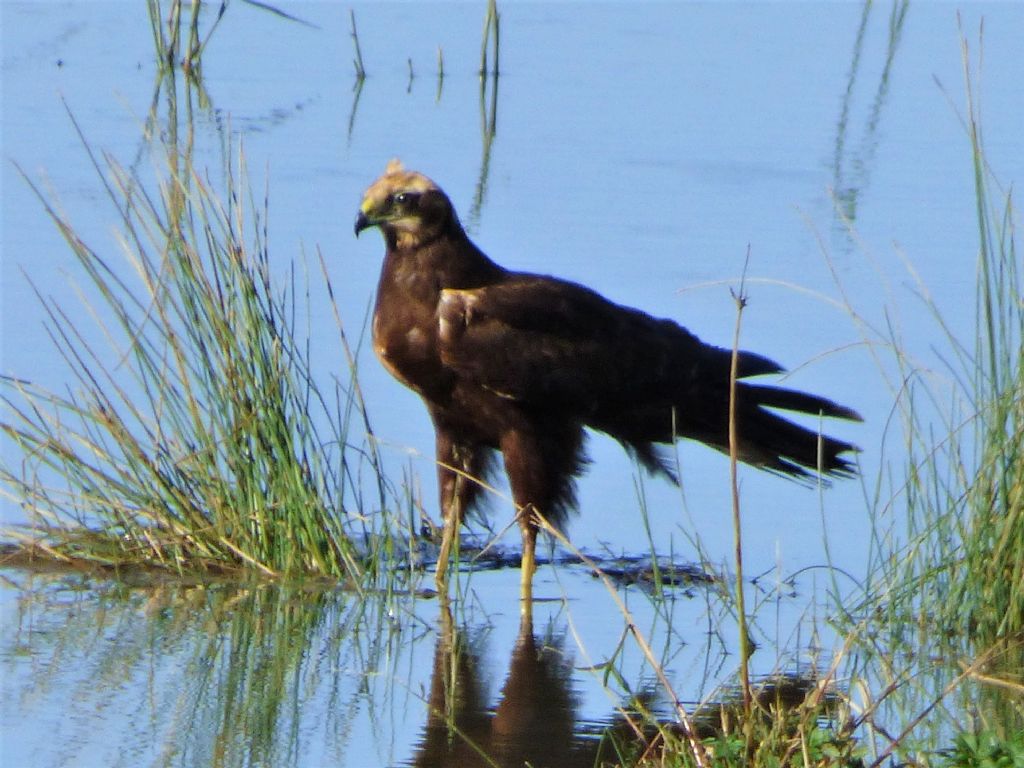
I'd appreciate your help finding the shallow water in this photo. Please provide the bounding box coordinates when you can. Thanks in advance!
[2,565,739,767]
[2,2,1023,765]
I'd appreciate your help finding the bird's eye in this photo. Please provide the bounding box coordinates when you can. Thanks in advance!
[393,191,416,207]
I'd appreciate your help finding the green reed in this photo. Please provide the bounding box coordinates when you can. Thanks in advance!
[953,31,1023,659]
[1,130,395,582]
[148,0,313,76]
[1,0,404,585]
[479,0,500,79]
[831,20,1022,759]
[350,9,366,80]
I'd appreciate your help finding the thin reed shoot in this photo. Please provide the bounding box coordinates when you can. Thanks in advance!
[479,0,500,78]
[350,9,366,79]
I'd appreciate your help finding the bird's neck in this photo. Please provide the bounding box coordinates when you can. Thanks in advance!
[384,231,504,296]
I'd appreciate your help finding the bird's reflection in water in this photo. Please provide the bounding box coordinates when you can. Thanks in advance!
[409,603,620,768]
[406,601,831,768]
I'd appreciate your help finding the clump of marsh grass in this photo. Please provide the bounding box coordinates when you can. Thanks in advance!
[951,40,1023,657]
[1,128,392,583]
[835,20,1022,754]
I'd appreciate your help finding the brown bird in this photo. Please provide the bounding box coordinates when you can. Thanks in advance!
[354,160,859,605]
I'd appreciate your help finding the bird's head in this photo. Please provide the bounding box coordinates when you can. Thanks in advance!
[354,160,457,249]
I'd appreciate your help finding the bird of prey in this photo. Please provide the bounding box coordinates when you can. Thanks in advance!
[354,160,859,604]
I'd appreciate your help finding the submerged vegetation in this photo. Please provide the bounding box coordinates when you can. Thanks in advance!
[2,2,1022,767]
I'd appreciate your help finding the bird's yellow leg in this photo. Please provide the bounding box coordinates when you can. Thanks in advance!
[435,474,463,594]
[519,511,537,613]
[435,518,457,592]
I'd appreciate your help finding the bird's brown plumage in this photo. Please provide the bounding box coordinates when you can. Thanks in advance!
[355,160,860,603]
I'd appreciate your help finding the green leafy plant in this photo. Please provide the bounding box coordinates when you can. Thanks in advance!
[942,731,1024,768]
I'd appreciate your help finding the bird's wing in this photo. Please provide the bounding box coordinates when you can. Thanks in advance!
[437,274,781,414]
[436,273,860,481]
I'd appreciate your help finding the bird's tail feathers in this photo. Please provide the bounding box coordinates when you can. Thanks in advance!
[746,383,862,422]
[735,386,859,480]
[625,441,680,485]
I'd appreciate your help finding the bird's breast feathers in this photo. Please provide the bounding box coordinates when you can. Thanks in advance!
[372,311,434,393]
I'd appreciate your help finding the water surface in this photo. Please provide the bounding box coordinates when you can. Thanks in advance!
[3,2,1023,765]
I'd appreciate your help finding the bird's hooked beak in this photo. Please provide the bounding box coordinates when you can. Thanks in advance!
[355,193,388,236]
[353,209,375,237]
